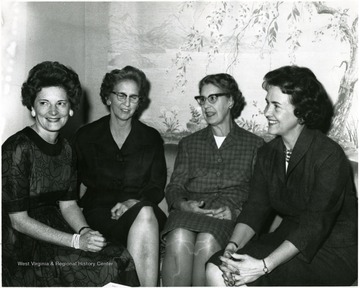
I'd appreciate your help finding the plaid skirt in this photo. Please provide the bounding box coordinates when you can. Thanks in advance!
[161,210,236,247]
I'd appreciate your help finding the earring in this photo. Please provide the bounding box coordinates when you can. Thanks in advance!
[31,110,36,117]
[69,109,74,117]
[106,99,111,105]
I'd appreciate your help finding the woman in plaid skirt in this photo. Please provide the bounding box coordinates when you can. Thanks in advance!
[161,73,264,286]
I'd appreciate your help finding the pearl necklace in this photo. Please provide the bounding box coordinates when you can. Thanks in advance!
[284,147,293,163]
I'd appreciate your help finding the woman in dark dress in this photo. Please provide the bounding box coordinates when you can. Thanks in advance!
[206,65,358,286]
[161,73,264,286]
[2,61,139,287]
[74,66,167,286]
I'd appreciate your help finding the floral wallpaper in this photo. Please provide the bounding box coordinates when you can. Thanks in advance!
[107,1,358,157]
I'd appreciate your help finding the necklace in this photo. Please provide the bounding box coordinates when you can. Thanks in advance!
[284,147,293,163]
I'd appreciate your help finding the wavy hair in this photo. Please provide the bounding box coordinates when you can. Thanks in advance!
[21,61,82,110]
[198,73,246,119]
[263,65,334,133]
[100,66,150,114]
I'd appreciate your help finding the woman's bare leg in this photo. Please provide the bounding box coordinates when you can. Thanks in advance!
[192,232,221,286]
[206,262,227,286]
[127,206,159,286]
[162,228,196,286]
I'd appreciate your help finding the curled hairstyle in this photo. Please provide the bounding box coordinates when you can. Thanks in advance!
[263,65,334,133]
[100,66,150,113]
[21,61,82,110]
[199,73,245,119]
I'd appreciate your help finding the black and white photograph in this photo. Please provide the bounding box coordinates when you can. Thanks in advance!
[1,0,358,286]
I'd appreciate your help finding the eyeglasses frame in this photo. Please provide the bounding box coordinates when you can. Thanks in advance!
[194,93,230,106]
[111,91,141,104]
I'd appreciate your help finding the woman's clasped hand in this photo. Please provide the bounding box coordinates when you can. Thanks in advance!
[78,229,108,252]
[176,200,232,220]
[110,199,140,220]
[219,254,267,286]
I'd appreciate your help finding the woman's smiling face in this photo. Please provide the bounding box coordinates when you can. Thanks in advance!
[32,86,71,135]
[264,85,303,141]
[108,79,140,122]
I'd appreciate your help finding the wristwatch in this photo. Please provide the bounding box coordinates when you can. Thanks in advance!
[262,259,269,274]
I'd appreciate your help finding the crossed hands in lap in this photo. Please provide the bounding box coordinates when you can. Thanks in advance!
[78,227,107,253]
[219,246,266,286]
[179,200,232,220]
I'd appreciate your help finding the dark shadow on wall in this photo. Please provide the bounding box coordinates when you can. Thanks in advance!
[62,88,90,141]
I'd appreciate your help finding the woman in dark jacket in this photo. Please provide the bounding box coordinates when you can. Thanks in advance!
[206,65,357,286]
[74,66,167,286]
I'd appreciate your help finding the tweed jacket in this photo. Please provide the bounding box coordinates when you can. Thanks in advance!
[74,115,167,210]
[166,123,264,219]
[237,127,358,262]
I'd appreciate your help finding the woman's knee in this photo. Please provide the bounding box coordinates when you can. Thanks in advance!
[167,228,196,240]
[135,206,157,223]
[206,262,223,285]
[165,229,196,253]
[195,233,221,254]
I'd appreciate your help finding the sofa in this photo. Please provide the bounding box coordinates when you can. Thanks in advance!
[158,143,178,214]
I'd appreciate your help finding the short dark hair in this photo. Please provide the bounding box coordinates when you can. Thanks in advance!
[21,61,82,110]
[263,65,334,133]
[100,66,150,113]
[198,73,245,119]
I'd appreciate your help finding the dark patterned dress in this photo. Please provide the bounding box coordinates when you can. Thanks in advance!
[2,127,139,287]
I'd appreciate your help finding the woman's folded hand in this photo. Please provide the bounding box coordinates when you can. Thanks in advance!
[179,200,214,216]
[212,206,232,220]
[110,199,140,220]
[79,230,107,252]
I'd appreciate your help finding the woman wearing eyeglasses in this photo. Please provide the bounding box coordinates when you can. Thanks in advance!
[74,66,167,286]
[161,73,264,286]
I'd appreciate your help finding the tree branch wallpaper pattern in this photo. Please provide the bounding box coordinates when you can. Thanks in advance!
[108,1,357,157]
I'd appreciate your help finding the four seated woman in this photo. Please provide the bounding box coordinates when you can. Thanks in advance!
[3,62,356,287]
